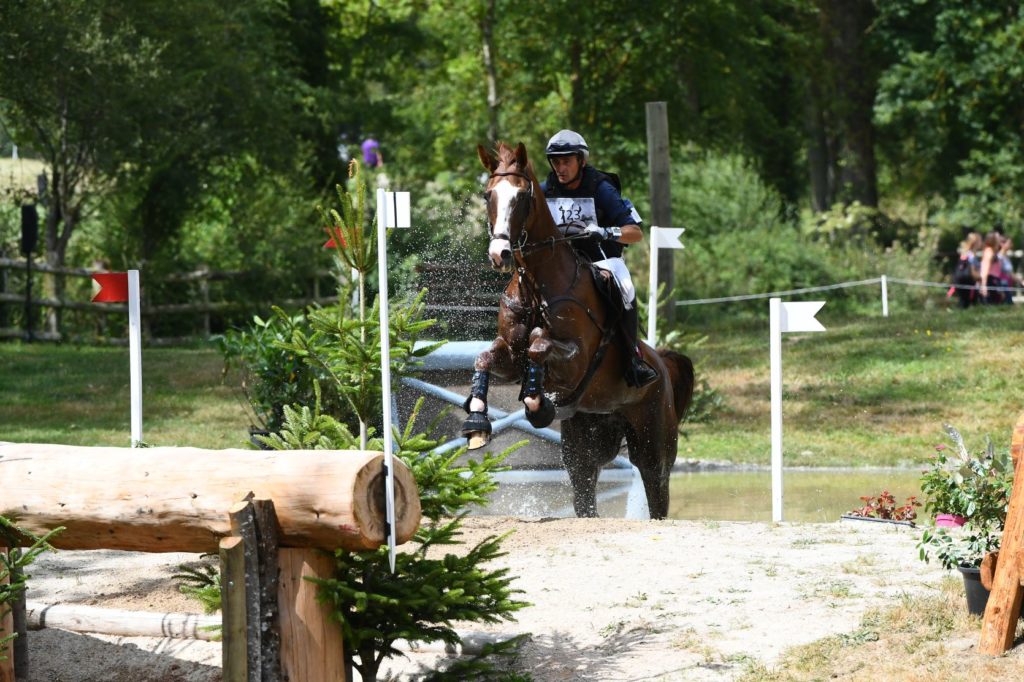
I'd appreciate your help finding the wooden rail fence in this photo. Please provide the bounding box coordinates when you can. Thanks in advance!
[0,257,336,343]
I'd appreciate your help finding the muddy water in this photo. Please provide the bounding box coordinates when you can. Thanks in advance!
[478,468,924,522]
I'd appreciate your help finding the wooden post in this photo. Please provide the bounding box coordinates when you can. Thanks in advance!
[252,500,282,681]
[199,267,211,339]
[221,536,249,682]
[0,547,13,682]
[979,411,1024,654]
[646,101,674,329]
[278,549,345,682]
[10,561,25,682]
[229,501,262,680]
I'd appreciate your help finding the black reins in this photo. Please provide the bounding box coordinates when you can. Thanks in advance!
[486,169,590,255]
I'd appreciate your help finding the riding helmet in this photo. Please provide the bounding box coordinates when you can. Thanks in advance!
[545,130,589,162]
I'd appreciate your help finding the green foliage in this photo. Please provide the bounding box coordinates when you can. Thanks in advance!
[917,424,1014,570]
[919,424,1014,520]
[0,517,62,659]
[668,145,786,239]
[275,289,443,435]
[875,1,1024,229]
[217,312,337,433]
[267,400,528,682]
[173,556,222,617]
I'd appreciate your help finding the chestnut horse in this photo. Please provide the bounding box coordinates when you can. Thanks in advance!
[461,142,694,518]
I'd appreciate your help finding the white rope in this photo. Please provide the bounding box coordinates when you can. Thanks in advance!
[674,276,1024,306]
[674,278,881,306]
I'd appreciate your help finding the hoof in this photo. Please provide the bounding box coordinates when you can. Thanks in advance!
[461,412,492,450]
[524,395,556,429]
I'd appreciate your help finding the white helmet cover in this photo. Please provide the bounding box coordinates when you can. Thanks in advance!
[545,129,589,162]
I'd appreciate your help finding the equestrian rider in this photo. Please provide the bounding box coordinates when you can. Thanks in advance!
[540,129,659,388]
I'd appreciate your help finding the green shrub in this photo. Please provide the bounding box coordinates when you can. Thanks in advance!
[0,517,61,659]
[263,400,528,682]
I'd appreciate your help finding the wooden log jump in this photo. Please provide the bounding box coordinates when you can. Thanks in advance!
[0,443,422,681]
[979,412,1024,655]
[0,444,421,552]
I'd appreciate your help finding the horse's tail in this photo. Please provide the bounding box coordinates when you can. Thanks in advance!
[658,349,695,422]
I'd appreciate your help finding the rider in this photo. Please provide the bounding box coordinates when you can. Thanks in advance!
[540,129,659,388]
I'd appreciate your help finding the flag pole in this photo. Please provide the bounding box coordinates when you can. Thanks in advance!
[376,189,397,573]
[128,270,143,447]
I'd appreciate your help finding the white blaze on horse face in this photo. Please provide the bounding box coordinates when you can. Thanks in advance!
[487,178,518,268]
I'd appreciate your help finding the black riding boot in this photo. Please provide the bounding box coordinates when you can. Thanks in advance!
[620,305,658,387]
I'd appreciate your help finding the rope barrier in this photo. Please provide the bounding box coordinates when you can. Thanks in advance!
[674,278,882,306]
[674,275,1024,307]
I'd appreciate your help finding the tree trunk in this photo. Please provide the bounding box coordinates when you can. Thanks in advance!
[480,0,500,144]
[818,0,879,207]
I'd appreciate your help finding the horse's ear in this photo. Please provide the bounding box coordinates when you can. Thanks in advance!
[477,144,497,172]
[514,142,529,168]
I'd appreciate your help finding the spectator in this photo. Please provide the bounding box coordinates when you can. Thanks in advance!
[997,235,1020,303]
[950,231,981,308]
[361,138,384,169]
[978,231,1006,304]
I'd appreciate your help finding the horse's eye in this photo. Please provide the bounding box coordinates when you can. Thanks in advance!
[483,190,493,202]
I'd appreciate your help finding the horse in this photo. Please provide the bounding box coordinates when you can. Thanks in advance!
[461,141,694,519]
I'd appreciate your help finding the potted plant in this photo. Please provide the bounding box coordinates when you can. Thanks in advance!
[917,425,1015,615]
[842,489,921,527]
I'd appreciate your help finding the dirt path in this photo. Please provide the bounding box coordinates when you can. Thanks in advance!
[23,517,950,681]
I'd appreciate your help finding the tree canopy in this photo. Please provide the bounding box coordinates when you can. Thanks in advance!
[1,0,1021,285]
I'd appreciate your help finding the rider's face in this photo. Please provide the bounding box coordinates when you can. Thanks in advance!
[550,155,582,186]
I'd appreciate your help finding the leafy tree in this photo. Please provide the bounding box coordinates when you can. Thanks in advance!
[874,1,1024,229]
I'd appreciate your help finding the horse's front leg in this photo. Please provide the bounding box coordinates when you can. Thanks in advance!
[461,336,518,449]
[520,327,570,429]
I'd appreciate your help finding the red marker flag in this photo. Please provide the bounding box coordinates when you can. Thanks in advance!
[323,226,347,250]
[92,272,130,302]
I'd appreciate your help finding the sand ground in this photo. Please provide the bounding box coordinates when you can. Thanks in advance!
[18,515,993,681]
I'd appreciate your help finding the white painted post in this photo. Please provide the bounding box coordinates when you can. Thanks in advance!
[769,298,783,522]
[881,275,889,317]
[647,227,660,346]
[769,298,827,522]
[375,189,410,572]
[128,270,142,448]
[646,226,684,346]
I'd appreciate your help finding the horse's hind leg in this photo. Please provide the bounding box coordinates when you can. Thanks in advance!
[561,413,623,518]
[622,406,678,519]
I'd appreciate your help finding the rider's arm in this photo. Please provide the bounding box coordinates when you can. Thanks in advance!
[594,181,643,244]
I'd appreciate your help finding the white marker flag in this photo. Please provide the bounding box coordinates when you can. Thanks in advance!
[770,298,827,523]
[780,301,826,333]
[653,226,685,250]
[646,226,687,345]
[381,191,411,228]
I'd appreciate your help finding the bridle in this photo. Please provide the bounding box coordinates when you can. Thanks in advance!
[485,169,591,255]
[486,169,534,251]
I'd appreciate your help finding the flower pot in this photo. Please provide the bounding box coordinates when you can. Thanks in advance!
[958,565,989,616]
[839,514,915,528]
[935,513,967,528]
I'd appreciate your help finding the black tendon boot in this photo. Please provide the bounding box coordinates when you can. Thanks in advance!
[621,304,659,387]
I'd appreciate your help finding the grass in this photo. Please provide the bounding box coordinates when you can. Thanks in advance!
[683,304,1024,467]
[737,577,1024,681]
[1,305,1023,463]
[0,341,247,448]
